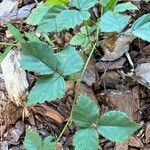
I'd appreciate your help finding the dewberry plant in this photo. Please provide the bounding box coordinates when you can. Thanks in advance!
[2,0,150,149]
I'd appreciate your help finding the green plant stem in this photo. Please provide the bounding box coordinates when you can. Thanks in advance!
[0,42,17,46]
[57,28,100,142]
[42,33,55,47]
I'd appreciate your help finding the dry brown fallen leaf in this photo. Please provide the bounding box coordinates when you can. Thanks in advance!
[141,45,150,56]
[82,58,98,87]
[101,31,134,61]
[135,63,150,89]
[145,122,150,144]
[0,102,23,136]
[96,57,126,72]
[106,89,139,120]
[33,104,65,123]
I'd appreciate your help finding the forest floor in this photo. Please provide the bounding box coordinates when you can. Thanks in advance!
[0,0,150,150]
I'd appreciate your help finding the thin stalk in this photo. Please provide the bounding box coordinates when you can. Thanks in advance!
[84,22,91,44]
[57,28,99,142]
[0,42,17,46]
[42,33,55,47]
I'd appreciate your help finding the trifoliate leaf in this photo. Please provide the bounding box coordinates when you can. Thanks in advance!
[114,2,139,13]
[131,13,150,42]
[45,0,68,5]
[23,130,42,150]
[36,6,90,32]
[26,3,52,25]
[20,41,57,75]
[56,47,84,76]
[97,111,141,142]
[27,74,66,104]
[6,23,25,43]
[73,128,99,150]
[37,5,66,33]
[42,136,57,150]
[99,11,131,33]
[71,0,97,11]
[56,10,90,31]
[72,94,99,128]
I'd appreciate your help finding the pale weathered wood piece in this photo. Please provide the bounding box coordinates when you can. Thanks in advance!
[1,50,29,105]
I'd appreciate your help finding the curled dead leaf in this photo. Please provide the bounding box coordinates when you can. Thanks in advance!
[33,104,65,123]
[101,31,134,61]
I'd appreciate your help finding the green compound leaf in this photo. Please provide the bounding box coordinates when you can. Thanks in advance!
[56,47,84,76]
[20,41,83,104]
[30,3,91,33]
[70,26,95,48]
[45,0,68,5]
[24,130,57,150]
[26,3,52,25]
[73,128,99,150]
[23,130,42,150]
[20,41,57,75]
[72,94,99,128]
[97,111,141,142]
[56,10,90,31]
[99,11,131,33]
[71,0,97,11]
[131,13,150,42]
[37,5,66,33]
[6,23,25,43]
[42,136,57,150]
[114,2,139,13]
[27,74,66,105]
